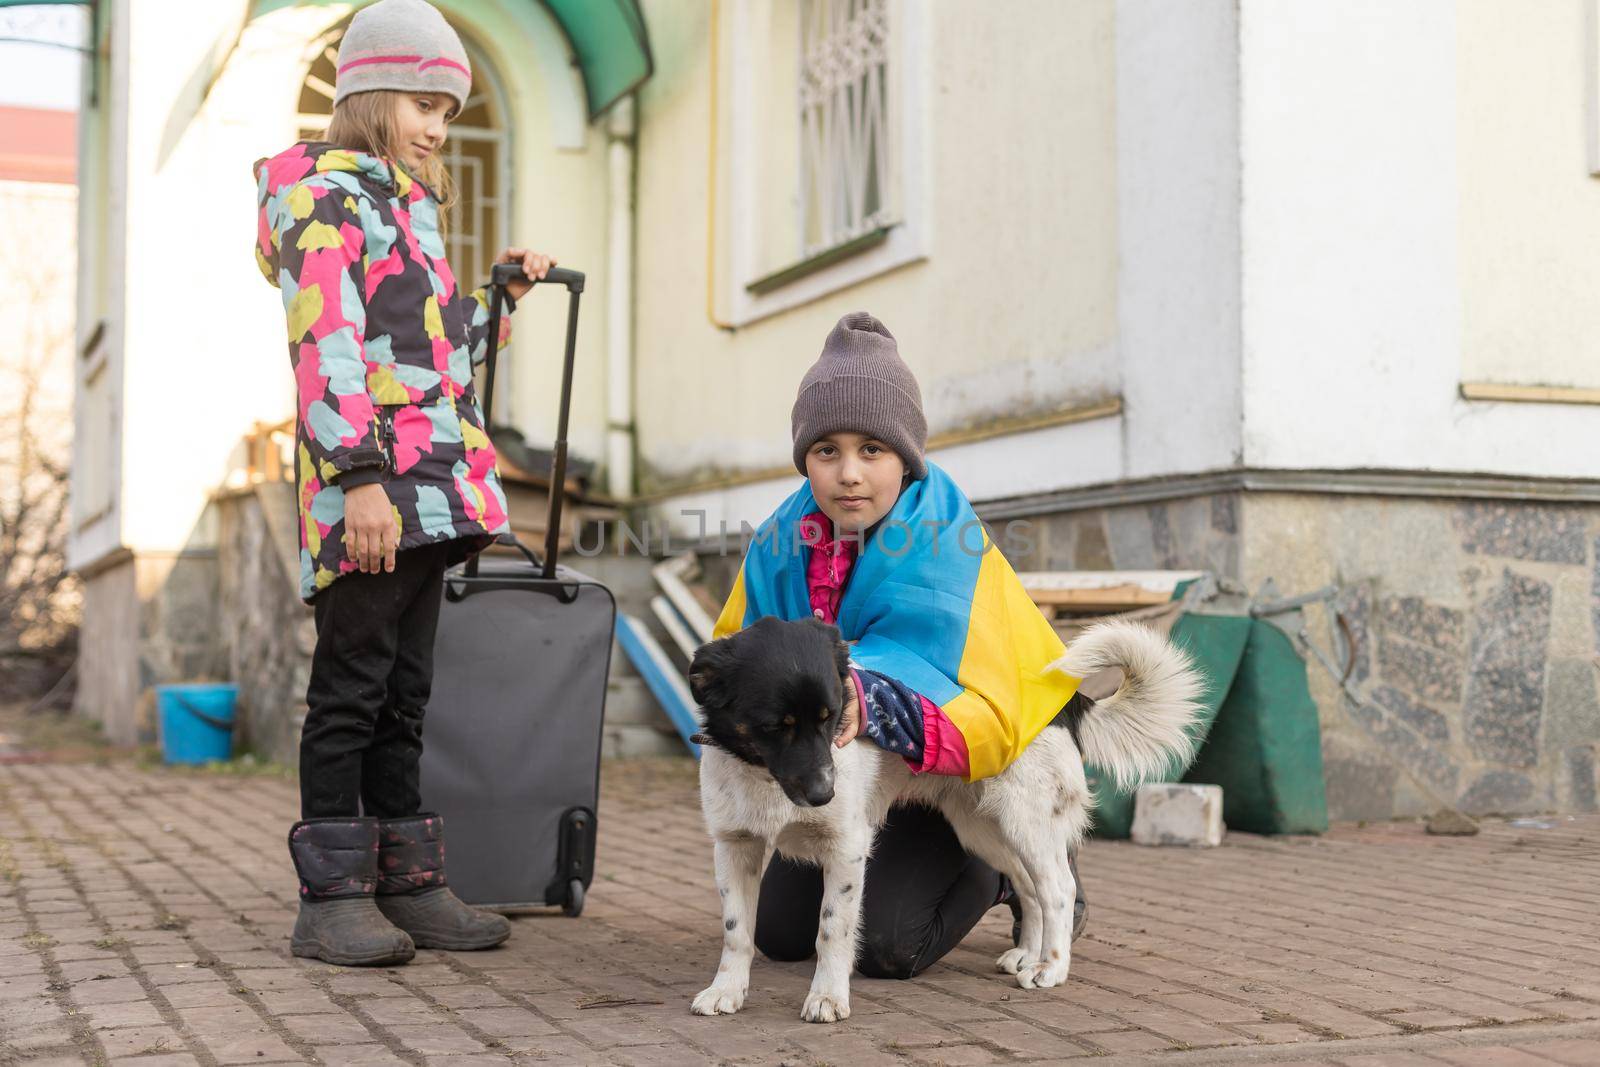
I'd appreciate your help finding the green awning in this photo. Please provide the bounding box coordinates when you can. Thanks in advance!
[239,0,651,123]
[539,0,652,120]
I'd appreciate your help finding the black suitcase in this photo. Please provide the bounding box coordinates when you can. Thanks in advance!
[419,264,614,916]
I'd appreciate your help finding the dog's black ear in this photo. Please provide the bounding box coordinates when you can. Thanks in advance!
[798,616,852,685]
[801,615,843,641]
[688,638,736,707]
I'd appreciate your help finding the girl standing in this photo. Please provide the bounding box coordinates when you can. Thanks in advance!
[254,0,555,966]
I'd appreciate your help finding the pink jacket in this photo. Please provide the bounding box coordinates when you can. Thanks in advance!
[803,512,970,776]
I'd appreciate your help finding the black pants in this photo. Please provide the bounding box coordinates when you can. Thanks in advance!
[754,804,1006,979]
[300,542,451,820]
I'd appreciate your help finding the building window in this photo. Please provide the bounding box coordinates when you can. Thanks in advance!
[719,0,927,326]
[799,0,891,256]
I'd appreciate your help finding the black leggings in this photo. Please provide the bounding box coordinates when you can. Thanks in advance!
[299,541,451,820]
[754,803,1006,979]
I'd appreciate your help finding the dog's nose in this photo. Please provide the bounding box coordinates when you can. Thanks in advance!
[804,781,835,806]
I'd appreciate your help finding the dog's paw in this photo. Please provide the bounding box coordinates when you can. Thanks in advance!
[995,947,1035,975]
[691,982,747,1016]
[800,989,851,1023]
[1016,958,1069,990]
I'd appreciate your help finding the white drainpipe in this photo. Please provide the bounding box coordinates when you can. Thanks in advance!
[605,95,637,501]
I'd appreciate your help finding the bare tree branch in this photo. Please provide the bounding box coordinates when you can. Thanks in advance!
[0,184,80,701]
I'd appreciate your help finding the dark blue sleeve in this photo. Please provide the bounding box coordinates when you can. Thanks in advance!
[852,667,925,763]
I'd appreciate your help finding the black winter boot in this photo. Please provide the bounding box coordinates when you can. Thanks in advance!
[373,814,511,951]
[288,818,415,967]
[1005,881,1023,947]
[1070,849,1087,941]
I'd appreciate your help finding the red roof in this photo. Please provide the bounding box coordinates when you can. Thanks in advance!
[0,106,76,184]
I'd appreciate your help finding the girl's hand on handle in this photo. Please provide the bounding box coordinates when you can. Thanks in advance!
[494,247,558,302]
[344,483,398,574]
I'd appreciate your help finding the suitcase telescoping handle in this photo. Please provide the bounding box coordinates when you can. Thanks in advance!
[480,264,584,428]
[471,263,585,582]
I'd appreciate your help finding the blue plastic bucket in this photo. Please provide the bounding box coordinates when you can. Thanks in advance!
[155,684,237,765]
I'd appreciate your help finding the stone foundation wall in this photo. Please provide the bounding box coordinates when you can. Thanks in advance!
[126,479,1597,820]
[692,486,1600,823]
[76,559,140,743]
[215,484,315,765]
[1003,492,1244,577]
[75,551,225,746]
[1008,490,1599,821]
[1240,494,1599,821]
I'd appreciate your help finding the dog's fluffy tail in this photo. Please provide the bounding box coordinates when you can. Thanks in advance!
[1046,619,1205,792]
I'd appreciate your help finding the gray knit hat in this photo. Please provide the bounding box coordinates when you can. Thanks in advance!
[335,0,472,111]
[791,312,928,481]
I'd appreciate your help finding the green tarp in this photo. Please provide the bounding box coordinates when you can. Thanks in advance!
[1087,611,1330,838]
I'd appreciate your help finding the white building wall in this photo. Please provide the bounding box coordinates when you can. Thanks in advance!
[644,0,1600,526]
[1117,0,1243,480]
[82,0,1600,561]
[633,0,1123,530]
[1238,0,1600,479]
[117,0,289,558]
[68,0,129,572]
[638,0,1248,538]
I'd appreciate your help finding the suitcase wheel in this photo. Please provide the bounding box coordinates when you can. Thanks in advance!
[563,878,585,917]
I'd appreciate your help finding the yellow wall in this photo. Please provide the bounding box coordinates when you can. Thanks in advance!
[632,0,1119,493]
[1458,0,1600,390]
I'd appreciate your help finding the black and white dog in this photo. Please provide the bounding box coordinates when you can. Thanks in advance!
[687,615,1203,1023]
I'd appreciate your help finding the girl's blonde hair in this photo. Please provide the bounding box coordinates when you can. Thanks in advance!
[324,90,456,236]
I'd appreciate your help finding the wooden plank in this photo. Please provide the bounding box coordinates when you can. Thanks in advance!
[1027,585,1173,608]
[615,614,701,758]
[1018,569,1203,616]
[1015,570,1203,593]
[687,582,724,623]
[1460,381,1600,406]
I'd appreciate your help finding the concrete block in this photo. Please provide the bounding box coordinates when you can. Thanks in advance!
[1131,783,1224,847]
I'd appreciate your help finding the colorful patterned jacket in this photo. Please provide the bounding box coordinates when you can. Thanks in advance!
[714,463,1083,781]
[254,142,512,601]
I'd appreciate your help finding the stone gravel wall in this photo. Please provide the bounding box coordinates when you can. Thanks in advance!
[999,490,1600,821]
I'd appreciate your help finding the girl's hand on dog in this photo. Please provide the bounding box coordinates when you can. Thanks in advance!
[835,677,861,748]
[494,247,558,300]
[343,483,398,573]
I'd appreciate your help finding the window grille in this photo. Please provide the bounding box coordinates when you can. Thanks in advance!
[799,0,891,255]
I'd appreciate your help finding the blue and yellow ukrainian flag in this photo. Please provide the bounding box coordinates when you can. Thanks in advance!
[712,462,1081,780]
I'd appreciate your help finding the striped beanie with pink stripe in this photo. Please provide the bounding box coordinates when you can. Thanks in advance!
[334,0,472,111]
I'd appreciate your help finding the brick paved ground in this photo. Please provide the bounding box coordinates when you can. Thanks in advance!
[1,753,1598,1066]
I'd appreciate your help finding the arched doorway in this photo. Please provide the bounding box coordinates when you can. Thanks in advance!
[293,16,511,299]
